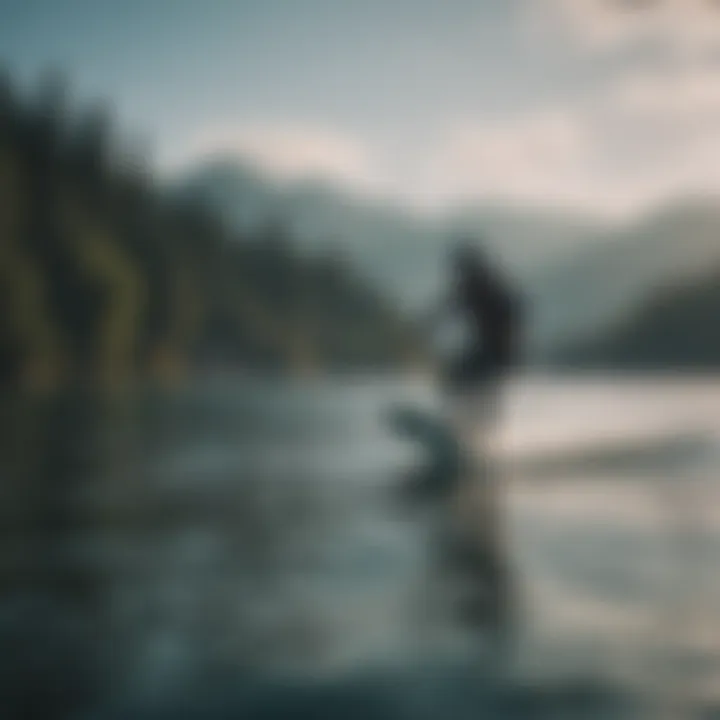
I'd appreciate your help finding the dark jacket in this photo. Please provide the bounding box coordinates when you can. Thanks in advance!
[447,254,523,386]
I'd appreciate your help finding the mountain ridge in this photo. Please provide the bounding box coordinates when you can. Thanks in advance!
[175,158,720,362]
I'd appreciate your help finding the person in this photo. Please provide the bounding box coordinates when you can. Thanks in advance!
[431,239,523,427]
[436,239,522,658]
[390,239,522,662]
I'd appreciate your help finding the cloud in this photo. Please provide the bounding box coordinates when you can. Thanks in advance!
[170,88,720,218]
[528,0,720,58]
[417,110,593,210]
[168,123,380,189]
[417,62,720,217]
[164,9,720,221]
[413,3,720,217]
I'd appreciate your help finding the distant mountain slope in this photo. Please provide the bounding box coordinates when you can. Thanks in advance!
[174,160,601,312]
[555,268,720,369]
[530,200,720,358]
[0,78,426,389]
[175,160,720,362]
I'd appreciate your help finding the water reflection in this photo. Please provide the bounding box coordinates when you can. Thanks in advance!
[0,391,114,718]
[1,378,719,718]
[1,384,440,718]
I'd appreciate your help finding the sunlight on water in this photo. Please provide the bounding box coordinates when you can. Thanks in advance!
[2,375,720,717]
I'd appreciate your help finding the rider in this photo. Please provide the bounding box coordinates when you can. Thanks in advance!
[447,240,522,389]
[427,238,523,432]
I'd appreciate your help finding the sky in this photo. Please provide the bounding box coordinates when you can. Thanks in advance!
[2,0,720,218]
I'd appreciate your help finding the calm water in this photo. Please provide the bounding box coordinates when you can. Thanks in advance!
[3,375,720,718]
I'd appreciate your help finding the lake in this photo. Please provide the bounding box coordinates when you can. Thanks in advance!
[2,374,720,718]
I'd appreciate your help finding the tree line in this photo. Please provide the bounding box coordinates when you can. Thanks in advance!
[0,70,424,391]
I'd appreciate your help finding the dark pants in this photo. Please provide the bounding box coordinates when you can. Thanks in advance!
[444,343,510,392]
[442,344,512,434]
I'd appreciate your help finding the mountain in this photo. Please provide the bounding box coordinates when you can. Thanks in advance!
[555,268,720,369]
[530,200,720,358]
[173,160,602,313]
[175,160,720,364]
[0,80,426,390]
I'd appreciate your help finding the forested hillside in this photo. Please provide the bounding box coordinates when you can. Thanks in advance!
[0,72,424,391]
[554,270,720,371]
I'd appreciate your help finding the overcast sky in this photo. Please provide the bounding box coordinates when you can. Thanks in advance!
[2,0,720,217]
